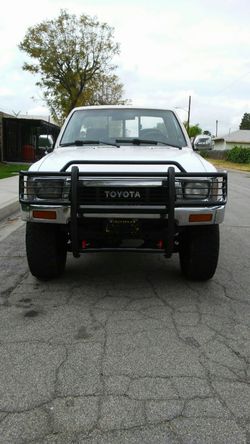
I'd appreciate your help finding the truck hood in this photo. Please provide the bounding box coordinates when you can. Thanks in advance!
[30,145,216,173]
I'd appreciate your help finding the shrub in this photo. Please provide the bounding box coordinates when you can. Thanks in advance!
[226,146,250,163]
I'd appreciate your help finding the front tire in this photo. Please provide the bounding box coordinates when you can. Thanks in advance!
[26,223,67,280]
[179,225,219,281]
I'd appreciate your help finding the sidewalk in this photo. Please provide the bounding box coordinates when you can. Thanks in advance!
[0,175,20,221]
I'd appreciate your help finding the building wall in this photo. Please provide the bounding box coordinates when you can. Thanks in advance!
[213,140,226,150]
[0,112,15,161]
[2,117,60,162]
[0,112,7,162]
[226,142,250,150]
[214,140,250,151]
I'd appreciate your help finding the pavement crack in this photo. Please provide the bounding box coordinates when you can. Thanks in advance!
[198,353,246,426]
[94,309,109,433]
[0,412,9,424]
[54,344,69,398]
[0,401,52,415]
[0,270,29,300]
[213,279,247,308]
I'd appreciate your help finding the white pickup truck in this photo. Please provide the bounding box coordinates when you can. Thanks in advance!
[19,106,227,280]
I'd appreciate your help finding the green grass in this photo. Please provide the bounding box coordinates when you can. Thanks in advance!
[207,158,250,172]
[0,162,30,179]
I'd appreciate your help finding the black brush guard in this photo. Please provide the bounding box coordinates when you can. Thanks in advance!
[20,160,227,259]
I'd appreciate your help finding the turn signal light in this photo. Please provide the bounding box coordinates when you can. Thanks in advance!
[189,214,213,223]
[33,210,57,220]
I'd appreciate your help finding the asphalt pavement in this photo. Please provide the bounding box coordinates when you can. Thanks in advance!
[0,170,249,443]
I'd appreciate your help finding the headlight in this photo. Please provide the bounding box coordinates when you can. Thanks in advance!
[27,178,69,200]
[183,181,210,199]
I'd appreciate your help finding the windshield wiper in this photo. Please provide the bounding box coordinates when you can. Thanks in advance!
[115,138,182,149]
[60,140,119,147]
[156,141,182,149]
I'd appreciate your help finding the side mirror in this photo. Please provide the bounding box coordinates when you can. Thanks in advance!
[45,146,53,154]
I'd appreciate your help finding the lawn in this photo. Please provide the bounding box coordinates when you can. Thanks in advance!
[207,158,250,172]
[0,162,30,179]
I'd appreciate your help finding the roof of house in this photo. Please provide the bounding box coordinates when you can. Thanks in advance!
[0,110,14,118]
[3,116,60,130]
[214,130,250,143]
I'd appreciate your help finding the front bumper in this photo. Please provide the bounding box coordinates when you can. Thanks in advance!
[20,203,226,225]
[20,161,227,257]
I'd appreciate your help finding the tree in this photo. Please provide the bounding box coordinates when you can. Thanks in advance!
[203,130,211,136]
[19,10,127,124]
[184,122,202,138]
[239,113,250,130]
[81,74,128,106]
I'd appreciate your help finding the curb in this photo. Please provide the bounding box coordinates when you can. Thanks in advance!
[0,200,19,222]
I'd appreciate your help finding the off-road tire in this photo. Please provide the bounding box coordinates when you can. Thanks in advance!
[179,225,219,281]
[26,222,67,279]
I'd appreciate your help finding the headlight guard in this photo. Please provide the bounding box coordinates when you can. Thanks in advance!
[182,180,210,200]
[27,178,70,200]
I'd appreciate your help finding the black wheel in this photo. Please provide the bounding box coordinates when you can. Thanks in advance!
[26,223,67,279]
[179,225,219,281]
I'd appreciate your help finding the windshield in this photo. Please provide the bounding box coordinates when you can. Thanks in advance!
[60,108,187,148]
[195,137,211,143]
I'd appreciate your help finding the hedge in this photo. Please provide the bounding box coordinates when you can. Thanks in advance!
[200,147,250,163]
[225,146,250,163]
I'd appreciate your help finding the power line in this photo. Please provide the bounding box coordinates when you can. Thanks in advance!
[215,70,250,95]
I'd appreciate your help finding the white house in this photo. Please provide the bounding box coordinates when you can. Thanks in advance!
[214,130,250,151]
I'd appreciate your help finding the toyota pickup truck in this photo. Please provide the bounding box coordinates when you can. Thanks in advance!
[19,106,227,280]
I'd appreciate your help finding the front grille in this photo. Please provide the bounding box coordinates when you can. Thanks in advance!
[77,185,168,206]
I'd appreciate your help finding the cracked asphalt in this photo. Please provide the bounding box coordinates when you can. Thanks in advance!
[0,170,249,443]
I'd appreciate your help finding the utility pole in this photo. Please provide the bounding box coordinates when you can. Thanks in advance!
[187,95,191,134]
[215,120,218,137]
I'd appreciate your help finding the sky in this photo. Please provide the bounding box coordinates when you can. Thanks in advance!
[1,0,250,136]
